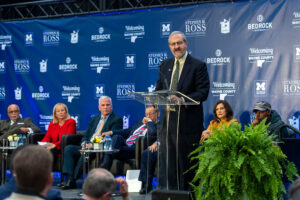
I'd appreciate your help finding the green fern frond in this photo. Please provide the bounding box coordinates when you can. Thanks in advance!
[189,119,299,200]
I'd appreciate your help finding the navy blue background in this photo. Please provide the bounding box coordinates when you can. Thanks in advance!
[0,0,300,133]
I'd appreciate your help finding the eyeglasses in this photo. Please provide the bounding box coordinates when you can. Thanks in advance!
[169,41,184,47]
[8,110,19,114]
[146,112,157,117]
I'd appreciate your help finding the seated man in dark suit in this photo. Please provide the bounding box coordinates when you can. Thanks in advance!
[59,96,123,189]
[0,104,41,142]
[100,105,159,171]
[138,140,158,194]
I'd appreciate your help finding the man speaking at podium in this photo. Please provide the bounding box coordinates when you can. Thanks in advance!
[155,31,210,191]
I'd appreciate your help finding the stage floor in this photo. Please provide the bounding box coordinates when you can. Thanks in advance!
[59,188,149,200]
[3,171,151,200]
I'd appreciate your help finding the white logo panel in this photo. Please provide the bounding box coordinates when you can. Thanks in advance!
[283,80,300,95]
[90,56,110,74]
[39,114,52,131]
[43,31,60,46]
[125,54,136,69]
[255,80,267,96]
[185,19,206,36]
[14,87,22,100]
[61,86,80,103]
[95,84,105,99]
[220,18,231,34]
[91,27,111,42]
[25,33,33,46]
[32,85,50,100]
[116,83,135,100]
[248,48,274,67]
[70,30,79,44]
[148,52,168,69]
[0,61,5,73]
[248,14,272,32]
[40,59,47,73]
[160,22,172,37]
[14,59,30,73]
[0,87,5,101]
[211,82,237,100]
[124,25,145,43]
[123,114,130,129]
[59,57,78,72]
[206,49,231,66]
[0,35,12,50]
[292,12,300,28]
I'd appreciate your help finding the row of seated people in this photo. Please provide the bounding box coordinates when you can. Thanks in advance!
[0,97,297,193]
[0,96,159,193]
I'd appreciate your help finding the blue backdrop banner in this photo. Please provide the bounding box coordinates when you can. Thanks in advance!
[0,0,300,133]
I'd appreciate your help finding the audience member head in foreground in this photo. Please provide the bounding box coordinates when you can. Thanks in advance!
[4,145,53,200]
[82,168,131,200]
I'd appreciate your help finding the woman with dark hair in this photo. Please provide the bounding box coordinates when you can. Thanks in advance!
[201,100,238,141]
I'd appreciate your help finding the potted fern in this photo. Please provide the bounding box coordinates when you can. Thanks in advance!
[189,119,298,200]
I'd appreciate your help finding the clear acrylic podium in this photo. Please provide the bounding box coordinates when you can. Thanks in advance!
[128,90,200,193]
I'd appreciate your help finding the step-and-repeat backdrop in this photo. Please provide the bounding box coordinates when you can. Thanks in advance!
[1,0,300,132]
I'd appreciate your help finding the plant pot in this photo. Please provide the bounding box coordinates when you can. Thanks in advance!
[9,141,17,147]
[93,143,103,150]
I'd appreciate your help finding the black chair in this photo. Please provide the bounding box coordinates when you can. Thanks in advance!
[278,124,300,178]
[109,135,156,175]
[27,131,84,181]
[60,132,156,175]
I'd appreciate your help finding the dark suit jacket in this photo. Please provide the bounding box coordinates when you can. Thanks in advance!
[155,54,210,190]
[81,112,123,144]
[0,177,62,200]
[156,54,210,140]
[0,118,41,141]
[113,120,157,144]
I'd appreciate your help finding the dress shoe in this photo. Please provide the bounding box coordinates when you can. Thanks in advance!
[57,182,65,188]
[139,188,146,195]
[61,179,76,190]
[99,155,112,170]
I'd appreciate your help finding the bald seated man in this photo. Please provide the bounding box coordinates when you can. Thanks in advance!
[82,168,132,200]
[0,104,41,143]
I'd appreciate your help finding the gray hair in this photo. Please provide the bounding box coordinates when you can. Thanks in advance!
[83,168,115,198]
[168,31,187,43]
[98,96,112,106]
[7,104,20,112]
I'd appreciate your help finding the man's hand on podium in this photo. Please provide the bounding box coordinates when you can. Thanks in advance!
[169,95,183,105]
